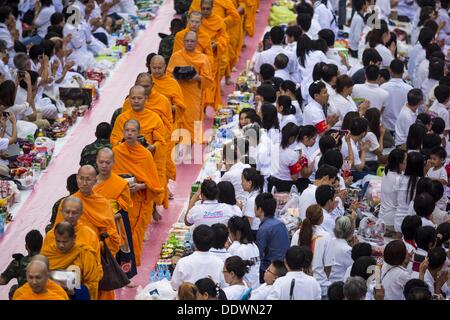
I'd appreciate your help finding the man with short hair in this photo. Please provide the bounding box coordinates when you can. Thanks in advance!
[12,256,69,300]
[41,222,100,299]
[79,122,112,167]
[352,65,389,111]
[112,119,164,266]
[158,18,184,64]
[168,31,214,144]
[395,88,423,147]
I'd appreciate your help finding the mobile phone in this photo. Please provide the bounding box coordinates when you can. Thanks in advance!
[339,129,349,137]
[2,111,8,118]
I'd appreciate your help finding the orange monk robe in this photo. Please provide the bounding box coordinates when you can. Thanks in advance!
[112,143,164,266]
[93,173,133,301]
[151,73,187,131]
[173,28,214,66]
[200,14,229,107]
[111,108,167,206]
[240,0,257,37]
[122,91,176,185]
[43,222,103,280]
[54,191,122,256]
[167,48,214,144]
[13,280,69,300]
[190,0,242,73]
[41,242,100,300]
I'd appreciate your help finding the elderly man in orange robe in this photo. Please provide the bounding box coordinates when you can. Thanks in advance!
[111,86,166,202]
[54,166,121,257]
[112,119,164,266]
[94,148,137,291]
[168,31,214,146]
[150,55,186,134]
[41,222,100,300]
[44,197,102,280]
[199,0,230,107]
[190,0,241,84]
[13,256,69,300]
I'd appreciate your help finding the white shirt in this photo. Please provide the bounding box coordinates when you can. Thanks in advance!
[242,190,261,230]
[413,59,429,90]
[375,43,394,68]
[249,283,272,300]
[267,271,321,300]
[349,13,365,51]
[228,241,261,289]
[421,79,439,105]
[285,42,297,54]
[328,93,358,129]
[0,137,9,152]
[0,23,13,49]
[254,45,300,83]
[313,2,338,35]
[307,20,322,40]
[292,100,303,125]
[394,105,417,146]
[35,5,56,38]
[270,146,299,181]
[298,184,318,220]
[303,99,326,130]
[298,50,332,83]
[341,138,361,166]
[279,114,297,130]
[408,44,425,81]
[223,284,247,300]
[256,131,274,177]
[361,131,380,162]
[221,162,251,201]
[267,128,281,145]
[310,226,333,295]
[209,248,231,262]
[426,166,448,211]
[381,264,410,300]
[352,82,389,110]
[171,251,224,290]
[186,200,242,228]
[274,69,292,82]
[380,78,413,131]
[327,238,353,284]
[429,100,450,130]
[380,171,401,227]
[394,175,414,232]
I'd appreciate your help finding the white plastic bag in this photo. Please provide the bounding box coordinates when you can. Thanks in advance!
[135,278,177,300]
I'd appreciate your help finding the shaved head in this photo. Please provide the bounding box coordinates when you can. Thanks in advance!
[136,72,152,82]
[28,257,49,272]
[97,147,114,161]
[124,119,141,131]
[129,85,146,96]
[96,148,115,178]
[188,11,202,32]
[184,31,198,52]
[61,196,83,213]
[150,55,166,78]
[61,196,83,226]
[78,165,96,177]
[77,165,97,195]
[26,257,49,294]
[151,55,165,64]
[31,255,50,269]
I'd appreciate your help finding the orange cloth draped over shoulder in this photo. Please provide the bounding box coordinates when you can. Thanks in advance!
[151,73,187,133]
[112,142,164,266]
[13,280,69,300]
[41,242,100,300]
[93,173,133,300]
[173,28,214,66]
[167,48,214,144]
[190,0,242,74]
[200,14,229,108]
[239,0,257,37]
[43,222,103,280]
[110,108,167,206]
[54,191,122,257]
[123,91,176,183]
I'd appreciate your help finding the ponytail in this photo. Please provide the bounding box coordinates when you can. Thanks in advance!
[277,95,296,115]
[242,167,264,193]
[224,256,255,279]
[195,278,228,300]
[228,215,255,244]
[298,204,323,248]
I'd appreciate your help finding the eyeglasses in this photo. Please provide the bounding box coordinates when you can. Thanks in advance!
[265,269,277,276]
[222,270,230,274]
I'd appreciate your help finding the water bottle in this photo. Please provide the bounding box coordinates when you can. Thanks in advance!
[0,215,5,237]
[150,270,157,283]
[164,270,171,281]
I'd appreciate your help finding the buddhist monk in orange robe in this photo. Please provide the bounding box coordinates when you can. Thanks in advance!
[12,257,69,300]
[239,0,257,37]
[44,197,102,281]
[94,148,136,296]
[167,31,214,145]
[54,166,122,257]
[199,0,230,107]
[190,0,241,83]
[112,119,165,266]
[41,222,100,300]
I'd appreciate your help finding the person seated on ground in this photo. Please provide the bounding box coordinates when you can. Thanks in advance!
[416,247,450,297]
[46,173,79,233]
[171,225,225,291]
[401,215,423,273]
[79,122,112,168]
[327,281,345,300]
[249,260,287,300]
[343,242,372,281]
[255,193,290,282]
[343,276,367,300]
[209,223,231,262]
[227,216,260,290]
[158,18,183,64]
[222,256,254,300]
[217,181,242,216]
[195,278,227,300]
[276,95,297,130]
[280,80,303,125]
[12,255,69,300]
[274,54,292,82]
[240,168,264,236]
[381,240,411,300]
[185,179,242,228]
[404,279,432,300]
[413,192,437,228]
[349,48,382,84]
[340,117,371,177]
[267,246,321,300]
[0,110,17,153]
[177,282,197,300]
[412,226,437,274]
[0,230,43,299]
